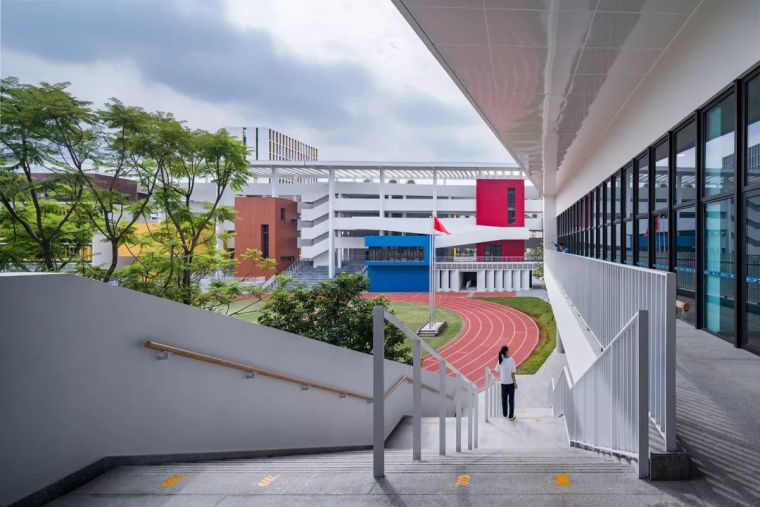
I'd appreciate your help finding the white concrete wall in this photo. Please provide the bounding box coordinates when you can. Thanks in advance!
[554,0,760,213]
[0,274,455,506]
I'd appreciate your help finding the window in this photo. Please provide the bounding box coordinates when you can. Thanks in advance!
[748,75,760,185]
[261,224,269,258]
[704,93,736,197]
[280,207,286,224]
[675,207,697,324]
[368,246,425,262]
[653,212,669,270]
[507,187,516,224]
[703,198,735,339]
[624,220,633,265]
[624,164,634,220]
[654,141,669,211]
[745,195,760,349]
[637,153,649,215]
[675,122,697,204]
[637,217,649,268]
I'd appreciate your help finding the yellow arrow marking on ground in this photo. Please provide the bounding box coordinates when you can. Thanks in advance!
[160,475,185,488]
[456,474,471,487]
[258,474,280,487]
[555,473,572,487]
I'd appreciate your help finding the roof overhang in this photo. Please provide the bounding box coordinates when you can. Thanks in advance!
[392,0,702,196]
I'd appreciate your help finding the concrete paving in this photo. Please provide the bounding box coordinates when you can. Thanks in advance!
[43,324,760,506]
[672,320,760,506]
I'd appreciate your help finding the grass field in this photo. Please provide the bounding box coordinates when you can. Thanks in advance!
[218,299,264,323]
[388,301,463,357]
[477,296,556,374]
[219,299,464,358]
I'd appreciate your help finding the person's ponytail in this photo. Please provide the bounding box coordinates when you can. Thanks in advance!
[498,345,509,364]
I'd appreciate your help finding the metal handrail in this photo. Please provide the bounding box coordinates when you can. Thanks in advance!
[144,341,453,403]
[548,311,650,478]
[544,249,676,452]
[373,306,478,478]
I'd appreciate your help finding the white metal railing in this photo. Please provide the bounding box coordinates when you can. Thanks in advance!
[548,312,650,478]
[373,306,478,478]
[544,249,676,451]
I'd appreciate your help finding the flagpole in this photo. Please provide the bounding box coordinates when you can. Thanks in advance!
[430,214,435,328]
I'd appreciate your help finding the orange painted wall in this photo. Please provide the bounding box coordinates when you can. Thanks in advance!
[234,197,298,278]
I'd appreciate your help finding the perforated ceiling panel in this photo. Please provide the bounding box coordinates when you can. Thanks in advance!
[393,0,701,195]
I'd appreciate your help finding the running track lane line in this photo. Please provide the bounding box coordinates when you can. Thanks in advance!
[368,293,539,390]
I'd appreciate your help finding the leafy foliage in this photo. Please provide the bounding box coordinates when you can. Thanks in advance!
[259,273,410,363]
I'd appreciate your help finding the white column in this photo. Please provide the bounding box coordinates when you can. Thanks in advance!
[432,170,438,215]
[379,169,385,236]
[521,269,530,290]
[328,169,335,278]
[512,270,520,290]
[476,271,485,292]
[450,270,459,292]
[495,270,504,291]
[486,270,495,292]
[544,196,556,246]
[270,167,279,198]
[504,270,513,290]
[442,269,450,292]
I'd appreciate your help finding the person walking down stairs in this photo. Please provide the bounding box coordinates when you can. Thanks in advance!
[497,345,518,421]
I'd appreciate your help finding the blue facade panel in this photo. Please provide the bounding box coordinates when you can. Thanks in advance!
[364,235,430,292]
[366,265,429,292]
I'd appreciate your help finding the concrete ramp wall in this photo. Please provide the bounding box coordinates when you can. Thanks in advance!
[0,274,455,506]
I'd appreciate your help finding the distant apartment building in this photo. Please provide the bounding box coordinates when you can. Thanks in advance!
[226,127,318,162]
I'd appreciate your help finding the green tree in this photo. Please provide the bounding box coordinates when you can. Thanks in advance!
[77,100,160,282]
[0,78,96,270]
[258,273,410,363]
[122,122,250,304]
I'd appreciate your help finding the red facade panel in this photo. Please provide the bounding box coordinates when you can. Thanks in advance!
[475,179,525,227]
[234,197,298,278]
[475,179,525,259]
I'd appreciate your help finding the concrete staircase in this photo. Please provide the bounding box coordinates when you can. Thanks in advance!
[285,260,366,289]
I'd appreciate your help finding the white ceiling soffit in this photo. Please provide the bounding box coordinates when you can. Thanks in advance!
[392,0,702,195]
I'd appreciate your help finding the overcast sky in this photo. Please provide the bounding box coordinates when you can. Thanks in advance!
[1,0,510,163]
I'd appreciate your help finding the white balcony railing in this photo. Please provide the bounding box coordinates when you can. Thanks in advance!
[544,250,676,452]
[548,311,649,478]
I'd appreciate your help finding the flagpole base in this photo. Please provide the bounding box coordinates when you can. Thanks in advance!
[418,321,448,337]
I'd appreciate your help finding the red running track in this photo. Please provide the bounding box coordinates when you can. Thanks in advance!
[371,292,539,390]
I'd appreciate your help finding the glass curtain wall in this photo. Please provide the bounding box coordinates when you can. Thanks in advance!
[745,74,760,350]
[554,62,760,354]
[702,93,737,339]
[636,152,650,267]
[674,122,697,323]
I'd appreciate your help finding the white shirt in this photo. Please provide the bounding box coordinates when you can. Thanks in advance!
[496,356,516,385]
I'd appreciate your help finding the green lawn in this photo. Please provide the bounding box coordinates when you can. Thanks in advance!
[218,299,265,323]
[388,301,463,357]
[476,296,556,374]
[219,298,463,359]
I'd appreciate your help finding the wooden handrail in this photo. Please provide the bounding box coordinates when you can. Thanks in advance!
[144,341,453,403]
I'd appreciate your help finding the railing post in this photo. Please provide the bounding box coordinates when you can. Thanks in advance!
[467,384,473,450]
[372,306,385,478]
[439,360,446,456]
[473,385,479,449]
[412,338,421,462]
[638,310,650,479]
[484,369,489,423]
[665,273,677,452]
[455,377,462,452]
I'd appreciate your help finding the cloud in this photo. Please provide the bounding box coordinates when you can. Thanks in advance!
[0,0,511,162]
[1,0,372,129]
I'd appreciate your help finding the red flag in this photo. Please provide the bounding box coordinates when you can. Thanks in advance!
[433,215,450,234]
